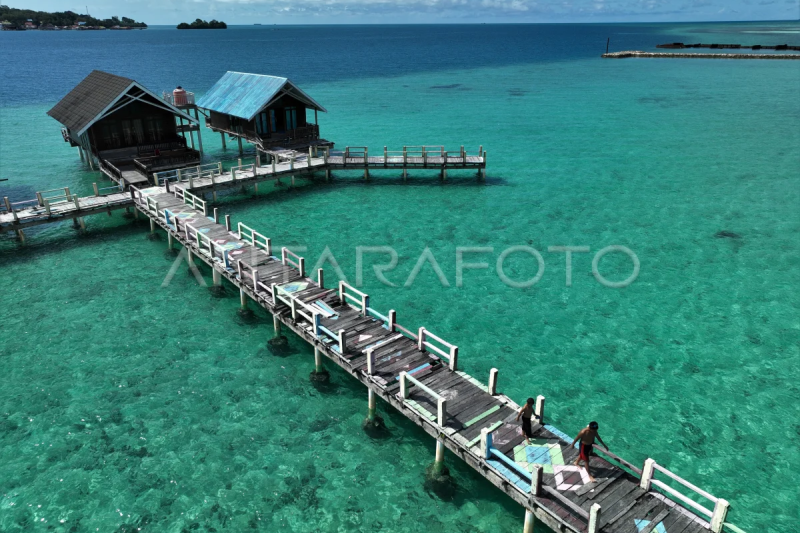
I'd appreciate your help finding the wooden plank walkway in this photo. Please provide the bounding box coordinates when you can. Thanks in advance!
[126,183,742,533]
[0,192,132,232]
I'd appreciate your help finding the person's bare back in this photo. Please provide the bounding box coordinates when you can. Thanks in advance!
[569,421,608,482]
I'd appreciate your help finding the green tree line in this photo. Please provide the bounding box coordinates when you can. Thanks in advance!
[0,5,147,27]
[177,19,227,30]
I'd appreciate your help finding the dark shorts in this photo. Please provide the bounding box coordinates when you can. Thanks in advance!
[580,443,593,461]
[522,417,533,438]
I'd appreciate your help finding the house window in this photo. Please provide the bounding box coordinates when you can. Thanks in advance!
[269,109,277,132]
[256,112,269,135]
[285,107,297,131]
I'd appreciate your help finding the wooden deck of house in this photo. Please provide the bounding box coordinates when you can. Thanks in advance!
[119,183,745,533]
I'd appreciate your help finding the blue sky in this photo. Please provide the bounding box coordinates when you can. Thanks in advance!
[23,0,800,24]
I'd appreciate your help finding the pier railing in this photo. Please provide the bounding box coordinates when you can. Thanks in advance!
[281,247,305,277]
[330,145,485,167]
[174,187,207,216]
[418,327,458,371]
[237,222,272,256]
[641,459,731,533]
[154,163,222,187]
[339,281,369,314]
[400,371,447,426]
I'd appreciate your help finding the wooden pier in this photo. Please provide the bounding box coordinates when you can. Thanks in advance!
[0,185,132,241]
[118,182,748,533]
[603,51,800,60]
[0,145,485,237]
[156,145,487,196]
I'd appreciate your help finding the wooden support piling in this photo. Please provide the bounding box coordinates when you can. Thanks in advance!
[237,137,243,155]
[150,218,156,233]
[168,232,174,250]
[212,268,221,286]
[314,347,324,373]
[273,314,282,336]
[523,510,535,533]
[239,288,247,309]
[433,438,446,474]
[17,229,26,244]
[220,132,226,150]
[367,389,377,421]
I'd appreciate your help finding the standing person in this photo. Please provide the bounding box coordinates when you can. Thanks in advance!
[515,397,536,445]
[570,421,608,482]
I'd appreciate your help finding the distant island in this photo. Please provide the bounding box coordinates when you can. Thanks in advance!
[177,19,226,30]
[0,5,146,30]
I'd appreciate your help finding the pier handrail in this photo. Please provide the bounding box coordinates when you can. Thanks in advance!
[338,281,369,314]
[399,371,447,427]
[229,163,257,181]
[418,328,458,371]
[641,458,730,532]
[237,222,271,255]
[154,162,222,186]
[281,247,305,277]
[95,182,124,196]
[37,187,71,206]
[175,187,207,216]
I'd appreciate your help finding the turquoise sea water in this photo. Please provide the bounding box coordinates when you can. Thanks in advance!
[1,22,799,533]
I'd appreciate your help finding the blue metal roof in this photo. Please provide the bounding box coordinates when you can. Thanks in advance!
[195,71,326,121]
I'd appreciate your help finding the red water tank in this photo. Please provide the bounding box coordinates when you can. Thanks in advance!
[172,86,187,106]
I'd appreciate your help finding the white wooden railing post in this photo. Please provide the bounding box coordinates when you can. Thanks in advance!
[399,372,409,399]
[217,162,223,174]
[383,145,387,167]
[488,368,498,395]
[362,294,369,315]
[437,397,447,427]
[93,183,99,196]
[338,329,347,353]
[291,297,298,320]
[232,168,237,181]
[281,247,288,265]
[317,268,324,288]
[298,257,305,277]
[587,504,601,533]
[338,280,345,303]
[640,458,656,491]
[449,346,458,371]
[531,464,543,495]
[313,312,321,337]
[534,395,545,424]
[711,499,729,533]
[418,328,426,351]
[272,158,276,173]
[480,428,492,459]
[367,348,376,375]
[388,309,396,332]
[403,146,407,165]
